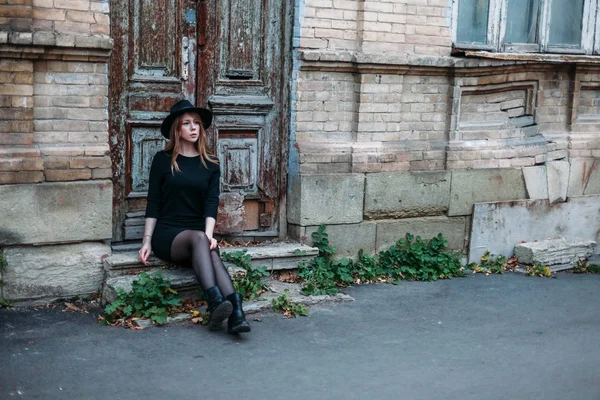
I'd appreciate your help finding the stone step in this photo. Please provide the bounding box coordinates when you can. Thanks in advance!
[514,238,596,266]
[103,242,319,277]
[133,280,355,328]
[103,268,199,304]
[105,274,354,328]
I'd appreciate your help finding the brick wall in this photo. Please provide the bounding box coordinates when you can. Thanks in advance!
[32,0,110,47]
[0,0,110,46]
[0,58,43,184]
[0,0,111,185]
[288,0,600,260]
[570,69,600,159]
[292,54,595,173]
[298,0,452,56]
[33,60,109,181]
[0,0,32,36]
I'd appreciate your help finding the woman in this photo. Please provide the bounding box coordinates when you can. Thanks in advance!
[139,99,250,334]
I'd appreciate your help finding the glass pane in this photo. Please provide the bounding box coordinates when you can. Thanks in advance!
[548,0,584,46]
[457,0,490,43]
[505,0,539,43]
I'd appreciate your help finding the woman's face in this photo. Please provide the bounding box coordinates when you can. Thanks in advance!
[179,112,202,144]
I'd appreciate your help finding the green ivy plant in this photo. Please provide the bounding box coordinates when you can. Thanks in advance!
[468,251,507,275]
[222,250,269,301]
[298,225,342,295]
[272,289,308,318]
[378,233,465,281]
[298,227,465,296]
[102,271,182,326]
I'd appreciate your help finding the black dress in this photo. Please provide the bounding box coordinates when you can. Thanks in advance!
[145,151,220,261]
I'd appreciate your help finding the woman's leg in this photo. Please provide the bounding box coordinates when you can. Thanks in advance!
[170,230,217,290]
[210,248,251,333]
[170,230,232,330]
[209,248,235,297]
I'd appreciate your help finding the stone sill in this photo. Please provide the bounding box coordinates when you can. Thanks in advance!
[0,31,112,54]
[298,50,600,70]
[463,50,600,66]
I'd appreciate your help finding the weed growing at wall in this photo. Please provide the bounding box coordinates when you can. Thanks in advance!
[525,264,552,277]
[298,225,344,295]
[298,226,465,296]
[379,233,465,281]
[272,289,308,318]
[222,250,269,301]
[101,271,182,326]
[572,258,600,274]
[468,251,518,275]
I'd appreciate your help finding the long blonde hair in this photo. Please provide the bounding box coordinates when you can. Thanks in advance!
[163,112,219,173]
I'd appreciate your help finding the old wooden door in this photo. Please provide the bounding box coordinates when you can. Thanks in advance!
[110,0,200,241]
[110,0,292,242]
[198,0,291,236]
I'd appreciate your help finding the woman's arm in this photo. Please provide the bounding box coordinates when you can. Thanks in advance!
[204,165,221,251]
[139,217,157,264]
[205,216,218,250]
[140,153,163,263]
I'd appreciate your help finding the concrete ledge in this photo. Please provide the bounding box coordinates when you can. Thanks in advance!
[287,173,365,226]
[3,242,110,303]
[568,158,596,196]
[582,160,600,195]
[365,171,451,219]
[469,195,600,262]
[449,169,527,216]
[303,222,377,259]
[514,238,596,266]
[103,242,319,278]
[0,180,112,245]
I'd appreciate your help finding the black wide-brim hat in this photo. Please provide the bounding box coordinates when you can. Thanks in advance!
[160,99,213,139]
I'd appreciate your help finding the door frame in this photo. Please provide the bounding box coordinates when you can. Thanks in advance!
[108,0,294,242]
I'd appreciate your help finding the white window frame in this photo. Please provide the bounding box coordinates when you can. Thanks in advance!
[453,0,599,55]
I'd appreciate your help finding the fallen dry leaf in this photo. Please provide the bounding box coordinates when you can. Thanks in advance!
[276,270,300,283]
[64,302,83,312]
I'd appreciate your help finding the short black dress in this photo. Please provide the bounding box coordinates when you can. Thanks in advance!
[145,151,220,261]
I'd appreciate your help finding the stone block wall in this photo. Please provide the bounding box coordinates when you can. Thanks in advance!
[288,0,600,260]
[0,0,112,304]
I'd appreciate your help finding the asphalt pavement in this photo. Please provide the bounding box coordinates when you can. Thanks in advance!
[1,272,599,400]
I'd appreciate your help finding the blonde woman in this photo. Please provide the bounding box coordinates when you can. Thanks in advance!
[139,99,250,334]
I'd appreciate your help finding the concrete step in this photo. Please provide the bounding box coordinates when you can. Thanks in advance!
[133,280,355,328]
[102,242,320,304]
[103,267,208,304]
[103,242,319,278]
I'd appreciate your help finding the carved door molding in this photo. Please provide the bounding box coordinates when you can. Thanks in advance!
[199,0,293,236]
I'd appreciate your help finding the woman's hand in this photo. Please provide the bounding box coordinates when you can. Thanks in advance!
[205,233,218,250]
[139,240,152,265]
[204,217,218,250]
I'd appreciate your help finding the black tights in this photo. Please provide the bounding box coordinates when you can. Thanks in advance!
[170,230,235,297]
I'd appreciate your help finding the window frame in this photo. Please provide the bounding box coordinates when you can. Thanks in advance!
[453,0,599,55]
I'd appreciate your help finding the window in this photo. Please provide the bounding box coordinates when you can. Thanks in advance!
[453,0,598,54]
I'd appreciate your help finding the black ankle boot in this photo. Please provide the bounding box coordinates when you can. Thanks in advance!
[205,286,232,331]
[226,292,251,334]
